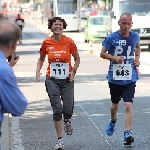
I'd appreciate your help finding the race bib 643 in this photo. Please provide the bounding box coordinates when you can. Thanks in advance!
[113,64,132,80]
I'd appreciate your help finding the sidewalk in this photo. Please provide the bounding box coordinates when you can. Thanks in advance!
[0,114,11,150]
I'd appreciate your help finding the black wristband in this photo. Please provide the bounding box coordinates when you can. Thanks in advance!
[72,69,77,74]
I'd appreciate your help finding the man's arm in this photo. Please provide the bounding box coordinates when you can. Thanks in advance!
[100,46,114,61]
[1,69,28,116]
[22,19,25,28]
[135,44,141,60]
[100,46,124,64]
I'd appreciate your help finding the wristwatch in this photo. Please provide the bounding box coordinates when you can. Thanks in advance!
[72,69,77,74]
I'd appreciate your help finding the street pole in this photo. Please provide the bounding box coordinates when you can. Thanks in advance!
[77,0,81,31]
[41,0,43,24]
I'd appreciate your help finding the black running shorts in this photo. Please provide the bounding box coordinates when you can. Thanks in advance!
[108,82,136,104]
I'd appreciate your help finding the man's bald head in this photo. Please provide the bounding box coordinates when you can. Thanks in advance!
[0,20,21,47]
[120,12,132,20]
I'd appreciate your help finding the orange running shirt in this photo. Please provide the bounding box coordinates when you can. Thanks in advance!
[40,35,77,77]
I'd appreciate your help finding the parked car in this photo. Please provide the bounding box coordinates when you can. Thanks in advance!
[84,15,110,42]
[80,7,92,19]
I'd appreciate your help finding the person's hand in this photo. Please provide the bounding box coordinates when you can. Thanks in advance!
[70,70,75,82]
[134,59,140,67]
[9,53,19,67]
[36,71,42,82]
[113,56,124,64]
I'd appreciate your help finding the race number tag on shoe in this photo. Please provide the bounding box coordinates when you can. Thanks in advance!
[50,62,69,79]
[16,20,23,25]
[113,64,132,80]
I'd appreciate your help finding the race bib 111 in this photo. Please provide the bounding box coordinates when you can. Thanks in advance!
[50,62,69,79]
[113,64,132,80]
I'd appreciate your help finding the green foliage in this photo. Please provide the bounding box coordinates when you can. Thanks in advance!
[18,0,30,3]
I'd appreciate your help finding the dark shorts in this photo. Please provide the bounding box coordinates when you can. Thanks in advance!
[108,82,136,104]
[45,76,74,119]
[18,25,22,40]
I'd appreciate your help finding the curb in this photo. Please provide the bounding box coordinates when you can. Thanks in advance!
[9,115,24,150]
[0,114,11,150]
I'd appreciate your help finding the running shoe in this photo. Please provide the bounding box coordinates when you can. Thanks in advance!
[64,120,73,135]
[124,130,134,145]
[106,122,116,136]
[55,138,64,150]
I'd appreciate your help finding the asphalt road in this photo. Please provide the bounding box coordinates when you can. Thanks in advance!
[3,12,150,150]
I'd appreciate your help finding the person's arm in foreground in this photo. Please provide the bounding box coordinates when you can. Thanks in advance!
[1,69,28,116]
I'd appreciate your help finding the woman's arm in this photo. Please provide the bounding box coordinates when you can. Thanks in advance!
[36,54,46,82]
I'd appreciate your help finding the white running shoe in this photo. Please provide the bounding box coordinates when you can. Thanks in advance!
[55,138,64,150]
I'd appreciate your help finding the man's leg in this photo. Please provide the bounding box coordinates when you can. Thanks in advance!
[123,102,134,145]
[106,103,119,136]
[19,26,22,45]
[122,82,135,145]
[110,103,119,122]
[124,102,133,130]
[106,83,121,136]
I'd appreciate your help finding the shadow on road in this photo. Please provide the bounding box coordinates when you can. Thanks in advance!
[17,74,150,84]
[16,50,39,55]
[19,98,112,150]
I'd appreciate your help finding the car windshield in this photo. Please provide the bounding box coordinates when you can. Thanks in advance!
[119,0,150,16]
[85,8,92,11]
[90,17,104,25]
